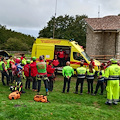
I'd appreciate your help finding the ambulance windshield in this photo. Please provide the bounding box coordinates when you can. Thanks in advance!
[81,51,90,61]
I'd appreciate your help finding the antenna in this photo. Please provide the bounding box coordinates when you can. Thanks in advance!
[53,0,57,39]
[98,5,100,18]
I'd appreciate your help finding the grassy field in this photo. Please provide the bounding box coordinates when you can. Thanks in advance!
[0,75,120,120]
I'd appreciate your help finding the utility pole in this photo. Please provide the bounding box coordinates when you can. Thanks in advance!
[53,0,57,39]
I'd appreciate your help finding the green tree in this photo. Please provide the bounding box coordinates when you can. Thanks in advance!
[0,24,35,51]
[4,38,29,51]
[38,14,88,47]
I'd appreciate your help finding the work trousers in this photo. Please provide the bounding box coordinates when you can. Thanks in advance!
[25,77,31,89]
[87,79,94,93]
[59,58,65,67]
[94,80,104,94]
[75,78,84,93]
[1,71,10,85]
[62,77,71,93]
[37,75,48,92]
[48,77,53,91]
[32,76,37,90]
[8,70,13,83]
[37,80,48,92]
[106,80,119,103]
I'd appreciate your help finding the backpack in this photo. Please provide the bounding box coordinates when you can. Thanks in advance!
[12,64,17,76]
[34,95,49,103]
[8,91,20,100]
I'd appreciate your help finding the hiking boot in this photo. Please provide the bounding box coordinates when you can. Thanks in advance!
[99,93,103,95]
[62,91,65,93]
[92,94,96,96]
[80,93,83,95]
[113,102,118,105]
[46,92,49,96]
[74,91,78,94]
[105,101,112,105]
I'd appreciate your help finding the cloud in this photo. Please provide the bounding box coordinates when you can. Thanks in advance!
[0,0,120,37]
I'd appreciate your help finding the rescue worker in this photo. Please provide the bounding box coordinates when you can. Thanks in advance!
[90,58,95,67]
[15,58,23,82]
[24,59,31,89]
[47,61,55,92]
[21,55,26,79]
[58,48,65,66]
[36,56,49,95]
[62,61,74,93]
[0,57,10,85]
[30,57,38,91]
[74,61,86,95]
[52,55,59,76]
[7,55,14,83]
[105,58,120,105]
[94,65,105,95]
[86,64,95,95]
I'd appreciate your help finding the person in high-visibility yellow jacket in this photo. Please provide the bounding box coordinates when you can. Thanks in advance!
[7,55,14,83]
[74,62,86,95]
[94,65,105,95]
[105,58,120,105]
[62,61,74,93]
[0,57,10,85]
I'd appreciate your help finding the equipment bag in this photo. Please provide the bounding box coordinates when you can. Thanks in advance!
[8,91,20,100]
[34,95,49,103]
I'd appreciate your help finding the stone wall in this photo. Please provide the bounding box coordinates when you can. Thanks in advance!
[86,26,103,55]
[86,26,117,56]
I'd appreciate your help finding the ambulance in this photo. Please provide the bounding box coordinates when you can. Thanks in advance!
[31,38,100,71]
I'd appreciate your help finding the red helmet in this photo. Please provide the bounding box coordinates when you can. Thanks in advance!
[16,58,20,63]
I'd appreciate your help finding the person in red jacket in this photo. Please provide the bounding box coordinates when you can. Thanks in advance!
[90,58,95,67]
[52,55,59,76]
[30,57,38,91]
[47,61,55,92]
[24,60,31,89]
[57,48,65,66]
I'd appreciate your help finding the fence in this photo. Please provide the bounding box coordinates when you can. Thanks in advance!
[90,55,120,62]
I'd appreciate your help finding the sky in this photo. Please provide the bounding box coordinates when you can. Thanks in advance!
[0,0,120,38]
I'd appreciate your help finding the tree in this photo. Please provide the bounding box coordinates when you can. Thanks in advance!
[38,14,88,47]
[4,38,29,51]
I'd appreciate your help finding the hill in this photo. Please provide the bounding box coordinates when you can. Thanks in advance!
[0,25,35,51]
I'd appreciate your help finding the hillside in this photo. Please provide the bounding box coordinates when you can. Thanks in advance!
[0,25,35,51]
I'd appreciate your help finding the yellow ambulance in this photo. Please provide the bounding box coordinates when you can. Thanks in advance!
[31,38,100,71]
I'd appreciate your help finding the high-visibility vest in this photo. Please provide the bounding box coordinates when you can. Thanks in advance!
[0,61,4,71]
[76,67,86,78]
[97,70,105,81]
[22,58,26,65]
[37,62,47,74]
[86,69,95,79]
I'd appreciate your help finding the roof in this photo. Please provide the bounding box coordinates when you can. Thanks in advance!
[85,15,120,31]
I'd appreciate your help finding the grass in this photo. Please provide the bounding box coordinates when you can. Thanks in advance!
[0,75,120,120]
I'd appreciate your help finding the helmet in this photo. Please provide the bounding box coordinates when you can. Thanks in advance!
[110,58,117,64]
[16,58,20,63]
[32,57,36,61]
[26,59,31,64]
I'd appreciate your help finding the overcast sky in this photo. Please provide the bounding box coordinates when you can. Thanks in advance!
[0,0,120,38]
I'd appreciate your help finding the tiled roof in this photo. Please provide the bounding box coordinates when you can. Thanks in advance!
[85,15,120,31]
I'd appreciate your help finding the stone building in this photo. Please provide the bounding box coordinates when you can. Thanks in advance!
[85,15,120,56]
